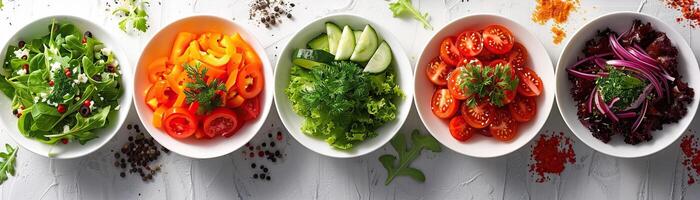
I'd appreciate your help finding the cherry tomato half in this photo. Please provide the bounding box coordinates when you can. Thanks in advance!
[456,31,483,57]
[163,107,198,139]
[489,108,518,141]
[482,25,515,54]
[449,116,474,141]
[439,37,462,66]
[462,101,494,129]
[203,108,241,138]
[431,88,459,119]
[426,57,452,86]
[508,96,537,122]
[447,68,470,100]
[516,67,543,97]
[239,96,261,121]
[507,43,528,71]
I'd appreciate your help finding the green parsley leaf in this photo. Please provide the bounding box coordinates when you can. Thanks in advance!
[184,63,226,115]
[388,0,433,30]
[112,0,149,33]
[596,67,645,108]
[379,129,441,185]
[0,144,18,185]
[459,63,519,107]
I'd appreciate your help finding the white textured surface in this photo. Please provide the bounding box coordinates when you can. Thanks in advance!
[0,0,698,199]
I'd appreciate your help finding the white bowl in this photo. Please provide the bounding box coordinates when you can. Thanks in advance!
[414,14,555,158]
[555,11,700,158]
[134,15,274,159]
[274,14,414,158]
[0,15,133,159]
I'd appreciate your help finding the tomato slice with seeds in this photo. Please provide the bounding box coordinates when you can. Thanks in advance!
[482,25,514,54]
[240,96,261,121]
[456,31,483,57]
[447,68,469,100]
[487,59,510,68]
[508,96,537,122]
[449,116,474,141]
[426,58,452,86]
[507,43,528,70]
[431,88,458,119]
[163,108,198,139]
[439,37,462,66]
[203,108,240,138]
[458,57,482,67]
[461,101,494,129]
[516,67,543,97]
[489,108,518,141]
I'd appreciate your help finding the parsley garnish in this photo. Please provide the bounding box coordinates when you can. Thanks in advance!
[112,0,149,33]
[459,63,519,107]
[0,144,18,185]
[596,67,645,108]
[184,63,226,115]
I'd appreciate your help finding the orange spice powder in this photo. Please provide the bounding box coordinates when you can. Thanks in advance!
[532,0,580,44]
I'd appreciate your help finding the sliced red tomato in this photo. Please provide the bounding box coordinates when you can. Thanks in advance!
[487,59,510,68]
[507,43,528,70]
[461,101,494,129]
[489,108,518,141]
[508,96,537,122]
[240,96,260,121]
[431,88,459,119]
[458,57,482,67]
[237,65,264,99]
[456,31,483,57]
[439,37,462,66]
[163,108,198,139]
[203,108,241,138]
[449,116,474,141]
[516,67,543,97]
[447,68,469,100]
[426,58,451,86]
[502,89,516,105]
[476,48,501,63]
[482,25,514,54]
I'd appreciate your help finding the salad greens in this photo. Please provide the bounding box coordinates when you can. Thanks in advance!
[113,0,149,33]
[0,144,17,185]
[388,0,433,30]
[1,20,123,146]
[379,130,441,185]
[286,61,403,149]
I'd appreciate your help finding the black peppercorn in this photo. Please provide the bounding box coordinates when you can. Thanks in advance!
[84,31,93,38]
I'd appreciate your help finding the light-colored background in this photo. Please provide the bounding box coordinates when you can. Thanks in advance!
[0,0,699,199]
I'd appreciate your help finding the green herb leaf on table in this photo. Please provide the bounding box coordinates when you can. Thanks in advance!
[0,144,18,185]
[184,63,226,115]
[113,0,149,33]
[388,0,433,30]
[379,129,441,185]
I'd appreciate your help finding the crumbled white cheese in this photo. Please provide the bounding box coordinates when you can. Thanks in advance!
[112,60,119,67]
[16,69,26,76]
[13,48,29,59]
[75,97,81,101]
[63,125,70,133]
[72,67,78,74]
[114,105,120,111]
[49,47,59,55]
[75,73,88,84]
[51,62,62,72]
[33,96,40,103]
[39,92,48,99]
[99,96,104,101]
[100,47,112,56]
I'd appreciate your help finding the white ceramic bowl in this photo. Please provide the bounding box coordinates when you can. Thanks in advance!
[0,15,133,159]
[274,14,414,158]
[134,15,274,159]
[556,11,700,158]
[414,14,555,158]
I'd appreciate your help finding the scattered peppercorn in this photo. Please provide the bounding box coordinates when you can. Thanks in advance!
[113,123,169,182]
[248,0,295,28]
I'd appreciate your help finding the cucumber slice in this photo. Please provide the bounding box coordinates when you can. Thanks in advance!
[307,33,329,52]
[364,41,392,73]
[292,49,334,69]
[350,25,379,62]
[326,23,342,55]
[353,31,362,44]
[334,25,355,60]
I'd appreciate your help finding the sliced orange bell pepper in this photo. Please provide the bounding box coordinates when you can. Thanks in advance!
[147,57,169,83]
[197,34,210,50]
[230,33,262,69]
[173,90,187,107]
[225,62,239,90]
[146,98,159,110]
[153,106,168,128]
[207,33,226,55]
[170,32,196,64]
[166,64,184,93]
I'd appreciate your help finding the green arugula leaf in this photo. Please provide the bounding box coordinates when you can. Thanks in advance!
[113,0,149,33]
[388,0,433,30]
[0,144,18,185]
[379,129,441,185]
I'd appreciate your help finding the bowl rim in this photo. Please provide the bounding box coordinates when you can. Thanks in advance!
[132,14,274,159]
[413,13,555,158]
[554,11,700,158]
[0,14,133,159]
[272,13,414,158]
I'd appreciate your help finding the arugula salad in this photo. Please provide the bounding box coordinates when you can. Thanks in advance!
[0,20,124,145]
[286,23,403,150]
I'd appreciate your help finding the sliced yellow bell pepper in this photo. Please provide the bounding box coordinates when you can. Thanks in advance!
[170,32,196,64]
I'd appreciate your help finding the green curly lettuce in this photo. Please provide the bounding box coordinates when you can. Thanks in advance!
[285,61,403,150]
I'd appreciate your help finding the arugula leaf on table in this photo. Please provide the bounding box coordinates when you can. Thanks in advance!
[388,0,433,30]
[379,129,441,185]
[0,144,18,185]
[112,0,149,33]
[0,0,4,10]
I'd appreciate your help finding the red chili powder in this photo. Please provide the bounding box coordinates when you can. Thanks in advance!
[680,134,700,185]
[529,131,576,183]
[664,0,700,28]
